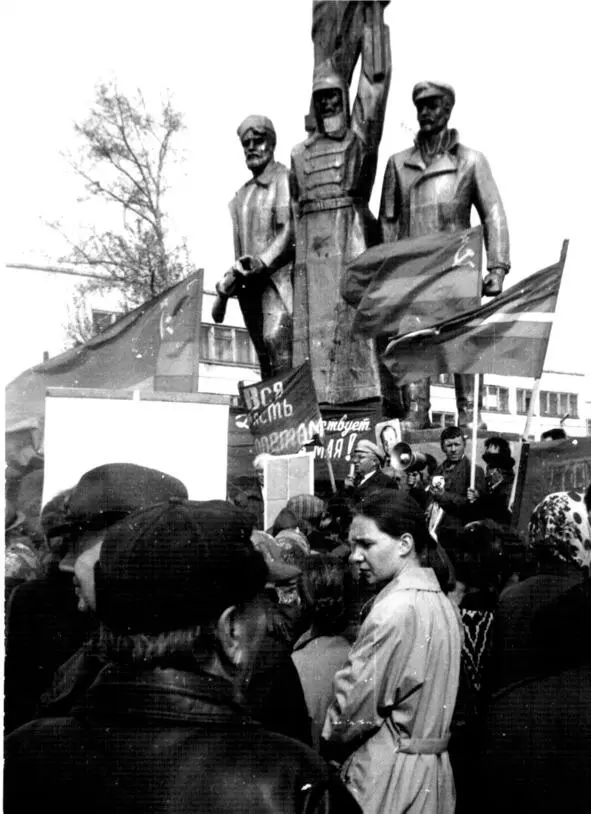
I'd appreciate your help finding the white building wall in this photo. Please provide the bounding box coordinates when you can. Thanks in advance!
[430,371,589,439]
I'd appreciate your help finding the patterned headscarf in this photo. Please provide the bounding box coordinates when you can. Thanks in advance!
[528,491,591,570]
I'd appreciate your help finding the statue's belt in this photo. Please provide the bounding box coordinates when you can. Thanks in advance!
[300,196,357,215]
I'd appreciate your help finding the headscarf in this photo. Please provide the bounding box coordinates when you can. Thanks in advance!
[528,491,591,570]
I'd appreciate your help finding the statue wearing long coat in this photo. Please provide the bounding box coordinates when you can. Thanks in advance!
[290,19,390,404]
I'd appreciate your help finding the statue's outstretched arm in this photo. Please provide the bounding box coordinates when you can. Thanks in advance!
[351,6,391,155]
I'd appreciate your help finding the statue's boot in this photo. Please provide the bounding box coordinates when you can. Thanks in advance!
[401,379,433,431]
[455,373,487,430]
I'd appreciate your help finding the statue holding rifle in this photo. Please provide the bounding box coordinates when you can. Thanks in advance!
[212,115,294,380]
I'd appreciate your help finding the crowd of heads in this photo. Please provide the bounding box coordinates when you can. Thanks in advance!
[6,427,590,639]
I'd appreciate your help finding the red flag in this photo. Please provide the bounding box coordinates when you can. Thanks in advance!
[154,270,203,392]
[342,226,483,337]
[6,270,203,430]
[381,256,564,384]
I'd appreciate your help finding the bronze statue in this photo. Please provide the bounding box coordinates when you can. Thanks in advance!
[213,115,294,380]
[379,81,511,428]
[291,2,391,405]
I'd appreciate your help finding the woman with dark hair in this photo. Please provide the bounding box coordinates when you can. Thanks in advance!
[322,490,462,814]
[292,555,353,750]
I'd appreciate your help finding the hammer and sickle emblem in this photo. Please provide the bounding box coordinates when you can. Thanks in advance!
[453,234,476,269]
[158,278,198,340]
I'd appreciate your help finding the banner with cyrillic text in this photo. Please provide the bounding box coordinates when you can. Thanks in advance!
[239,361,323,456]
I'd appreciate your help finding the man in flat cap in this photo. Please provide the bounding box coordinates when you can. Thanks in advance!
[4,462,187,733]
[5,498,361,814]
[379,81,511,428]
[213,115,294,380]
[344,438,398,503]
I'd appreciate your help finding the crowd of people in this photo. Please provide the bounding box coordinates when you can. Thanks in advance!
[4,427,591,813]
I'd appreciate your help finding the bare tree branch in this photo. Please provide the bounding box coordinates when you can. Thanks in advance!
[54,80,191,344]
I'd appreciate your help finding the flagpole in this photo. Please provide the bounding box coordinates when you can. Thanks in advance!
[508,377,541,510]
[313,434,337,495]
[325,455,337,495]
[508,238,569,512]
[469,373,480,489]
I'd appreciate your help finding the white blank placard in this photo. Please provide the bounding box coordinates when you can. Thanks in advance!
[42,390,229,506]
[263,452,314,530]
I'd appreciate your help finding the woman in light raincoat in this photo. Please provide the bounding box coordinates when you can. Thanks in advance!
[322,490,462,813]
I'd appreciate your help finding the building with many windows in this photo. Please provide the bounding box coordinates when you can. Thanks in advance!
[430,371,588,438]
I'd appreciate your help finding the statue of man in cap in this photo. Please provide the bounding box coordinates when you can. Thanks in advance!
[379,81,511,428]
[213,115,294,380]
[290,3,391,405]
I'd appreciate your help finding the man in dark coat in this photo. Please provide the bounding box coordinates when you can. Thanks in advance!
[429,426,486,556]
[5,499,360,814]
[344,439,398,505]
[467,448,514,527]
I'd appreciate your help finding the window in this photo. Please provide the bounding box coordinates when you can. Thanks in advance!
[539,391,578,419]
[516,388,532,415]
[431,411,456,428]
[483,385,509,413]
[199,324,258,367]
[92,309,122,333]
[437,373,454,386]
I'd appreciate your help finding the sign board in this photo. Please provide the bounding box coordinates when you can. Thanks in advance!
[314,400,384,480]
[513,436,591,536]
[239,361,323,457]
[263,452,315,530]
[42,388,231,506]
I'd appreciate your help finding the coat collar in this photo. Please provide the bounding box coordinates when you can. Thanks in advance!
[404,128,460,175]
[357,467,381,487]
[76,665,256,726]
[384,566,442,595]
[246,159,278,188]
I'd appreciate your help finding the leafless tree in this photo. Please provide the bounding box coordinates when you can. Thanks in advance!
[54,82,193,341]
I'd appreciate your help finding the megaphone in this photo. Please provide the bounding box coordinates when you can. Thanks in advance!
[391,442,427,472]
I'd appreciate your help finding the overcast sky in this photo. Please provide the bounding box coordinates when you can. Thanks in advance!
[3,0,590,383]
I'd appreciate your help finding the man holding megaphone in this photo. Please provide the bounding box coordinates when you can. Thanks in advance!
[390,442,437,510]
